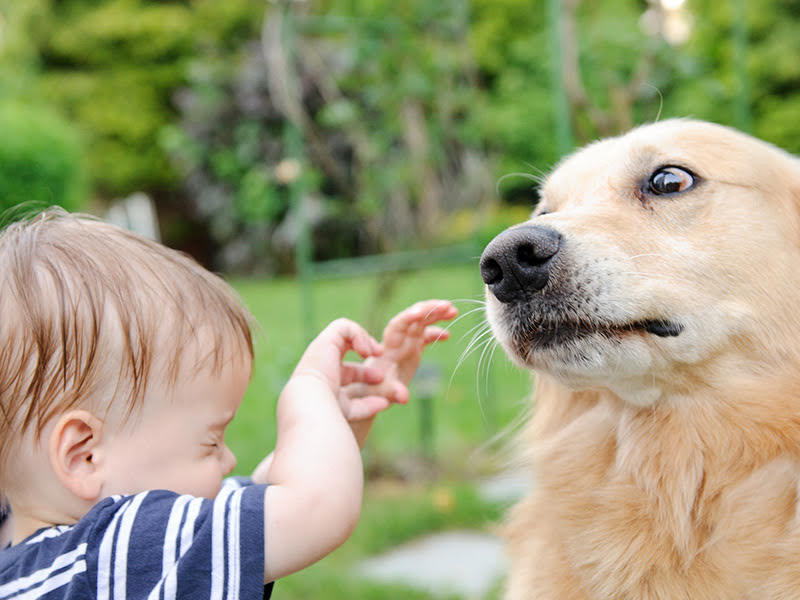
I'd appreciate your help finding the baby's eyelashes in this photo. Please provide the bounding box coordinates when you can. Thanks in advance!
[203,436,225,452]
[201,442,219,456]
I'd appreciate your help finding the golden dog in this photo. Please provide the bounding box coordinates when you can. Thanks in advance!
[480,119,800,599]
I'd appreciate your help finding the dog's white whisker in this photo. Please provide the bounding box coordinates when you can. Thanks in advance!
[642,83,665,123]
[434,305,485,336]
[457,319,492,345]
[627,253,670,260]
[456,326,494,369]
[496,172,546,197]
[478,338,499,410]
[450,297,488,306]
[476,335,495,394]
[449,325,494,392]
[473,337,495,425]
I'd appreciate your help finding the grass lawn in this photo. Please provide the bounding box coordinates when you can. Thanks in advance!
[226,262,534,598]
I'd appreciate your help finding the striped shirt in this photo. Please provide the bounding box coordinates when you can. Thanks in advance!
[0,479,272,599]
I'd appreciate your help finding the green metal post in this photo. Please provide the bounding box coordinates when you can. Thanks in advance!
[414,363,441,461]
[732,0,751,133]
[548,0,572,156]
[280,2,316,342]
[420,394,434,459]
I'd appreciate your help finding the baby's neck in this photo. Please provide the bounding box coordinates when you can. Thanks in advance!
[9,502,80,545]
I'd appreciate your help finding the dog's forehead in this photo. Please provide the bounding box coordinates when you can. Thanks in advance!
[543,119,797,195]
[624,119,753,165]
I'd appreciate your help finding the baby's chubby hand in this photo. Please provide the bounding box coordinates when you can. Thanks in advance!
[339,300,458,422]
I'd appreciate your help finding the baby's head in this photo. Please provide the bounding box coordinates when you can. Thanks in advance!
[0,209,254,519]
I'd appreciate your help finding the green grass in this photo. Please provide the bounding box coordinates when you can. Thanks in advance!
[225,263,532,598]
[274,482,507,600]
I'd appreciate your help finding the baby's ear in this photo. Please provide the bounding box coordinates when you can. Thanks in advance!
[48,410,105,503]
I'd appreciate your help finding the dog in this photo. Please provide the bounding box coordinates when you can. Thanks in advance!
[480,119,800,599]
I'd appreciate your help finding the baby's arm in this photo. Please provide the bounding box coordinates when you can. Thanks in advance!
[254,319,384,582]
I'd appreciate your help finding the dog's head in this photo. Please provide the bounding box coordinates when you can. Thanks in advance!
[482,119,800,405]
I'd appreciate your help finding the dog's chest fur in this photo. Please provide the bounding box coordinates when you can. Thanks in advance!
[504,378,800,600]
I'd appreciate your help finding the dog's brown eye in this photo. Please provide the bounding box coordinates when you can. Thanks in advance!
[648,167,694,195]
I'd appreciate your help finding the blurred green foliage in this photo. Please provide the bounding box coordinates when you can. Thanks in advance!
[1,0,799,266]
[0,102,85,212]
[30,0,261,195]
[158,0,489,270]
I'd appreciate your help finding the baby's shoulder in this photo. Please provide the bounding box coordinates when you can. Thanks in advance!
[0,483,267,599]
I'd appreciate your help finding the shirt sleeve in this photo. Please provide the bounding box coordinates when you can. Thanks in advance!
[85,483,267,600]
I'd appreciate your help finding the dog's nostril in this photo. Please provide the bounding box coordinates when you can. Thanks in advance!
[517,243,538,268]
[480,258,503,285]
[516,234,560,268]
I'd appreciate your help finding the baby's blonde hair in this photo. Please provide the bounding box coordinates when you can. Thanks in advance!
[0,208,253,486]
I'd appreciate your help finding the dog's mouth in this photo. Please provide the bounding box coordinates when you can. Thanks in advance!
[514,316,683,351]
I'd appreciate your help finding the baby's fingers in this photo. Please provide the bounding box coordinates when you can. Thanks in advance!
[423,326,450,346]
[341,363,385,387]
[387,300,458,334]
[344,396,392,421]
[343,378,409,407]
[321,318,383,359]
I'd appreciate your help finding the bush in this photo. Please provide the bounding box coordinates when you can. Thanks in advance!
[0,102,86,213]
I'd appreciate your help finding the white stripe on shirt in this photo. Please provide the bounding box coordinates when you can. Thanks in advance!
[165,496,201,600]
[144,495,205,600]
[226,490,243,600]
[164,495,191,568]
[146,495,190,600]
[112,492,147,600]
[210,486,235,600]
[24,526,74,545]
[96,499,130,600]
[0,544,87,598]
[178,497,202,560]
[12,561,87,600]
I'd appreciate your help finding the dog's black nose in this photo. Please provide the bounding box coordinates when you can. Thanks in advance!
[480,225,562,303]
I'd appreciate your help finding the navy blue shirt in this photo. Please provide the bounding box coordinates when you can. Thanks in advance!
[0,479,273,599]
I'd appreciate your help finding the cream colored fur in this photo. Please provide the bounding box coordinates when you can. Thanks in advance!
[485,120,800,599]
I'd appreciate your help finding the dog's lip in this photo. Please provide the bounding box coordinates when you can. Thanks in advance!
[519,317,683,347]
[638,319,683,337]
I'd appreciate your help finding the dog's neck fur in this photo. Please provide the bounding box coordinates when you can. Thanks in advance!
[514,372,800,597]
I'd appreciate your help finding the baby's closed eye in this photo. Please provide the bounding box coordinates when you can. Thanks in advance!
[202,437,223,452]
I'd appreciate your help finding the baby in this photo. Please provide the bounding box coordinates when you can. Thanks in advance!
[0,209,456,599]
